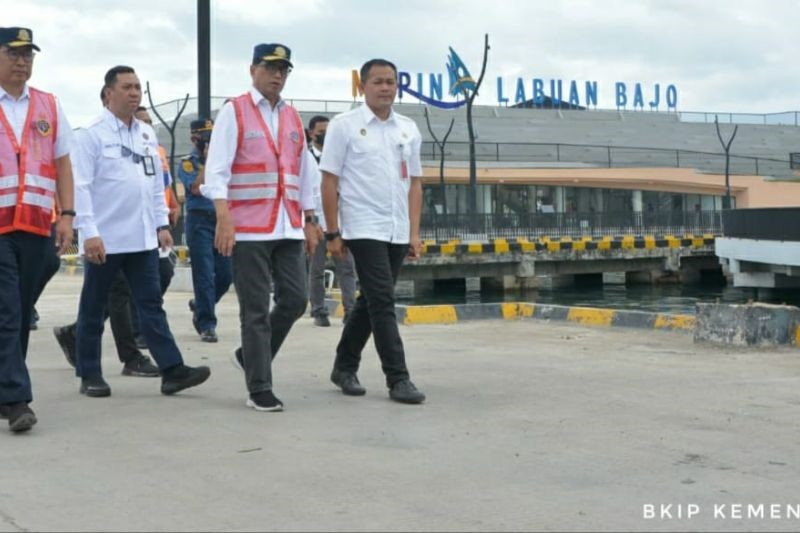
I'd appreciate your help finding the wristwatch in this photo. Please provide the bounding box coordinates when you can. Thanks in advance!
[305,214,319,224]
[60,209,76,217]
[157,225,170,232]
[325,230,341,241]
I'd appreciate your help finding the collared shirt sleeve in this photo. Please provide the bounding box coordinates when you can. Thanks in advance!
[72,128,99,240]
[54,97,74,159]
[409,122,423,177]
[298,147,318,211]
[200,101,237,200]
[317,118,347,177]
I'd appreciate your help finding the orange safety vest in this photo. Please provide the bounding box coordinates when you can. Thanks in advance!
[228,93,304,233]
[0,86,58,237]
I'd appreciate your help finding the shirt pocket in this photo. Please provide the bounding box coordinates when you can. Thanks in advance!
[349,137,383,166]
[100,144,130,179]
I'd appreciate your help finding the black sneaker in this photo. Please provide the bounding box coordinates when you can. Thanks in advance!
[313,315,331,327]
[80,375,111,397]
[331,370,366,396]
[246,390,283,412]
[161,364,211,395]
[53,325,77,368]
[188,299,196,313]
[30,308,39,330]
[3,403,37,432]
[121,354,160,377]
[389,379,425,404]
[200,329,218,343]
[231,347,244,371]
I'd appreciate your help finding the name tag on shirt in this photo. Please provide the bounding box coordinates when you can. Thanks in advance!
[143,155,156,176]
[244,130,265,139]
[401,161,409,180]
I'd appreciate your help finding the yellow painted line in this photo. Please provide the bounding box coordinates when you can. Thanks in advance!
[654,314,696,330]
[547,241,561,253]
[467,242,483,254]
[795,326,800,346]
[567,307,615,327]
[644,236,656,249]
[597,240,611,251]
[501,302,535,319]
[621,236,635,249]
[692,237,705,248]
[521,242,535,252]
[441,243,456,254]
[403,305,458,325]
[667,237,681,248]
[495,241,510,254]
[573,240,586,251]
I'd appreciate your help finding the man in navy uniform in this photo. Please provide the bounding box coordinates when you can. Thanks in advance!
[179,118,232,343]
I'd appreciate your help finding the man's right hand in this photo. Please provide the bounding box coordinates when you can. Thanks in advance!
[84,237,106,264]
[327,235,347,260]
[215,213,235,257]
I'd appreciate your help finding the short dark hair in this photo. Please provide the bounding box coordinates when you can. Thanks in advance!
[308,115,329,131]
[360,59,397,83]
[104,65,136,89]
[99,86,106,103]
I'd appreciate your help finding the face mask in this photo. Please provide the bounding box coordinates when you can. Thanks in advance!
[315,133,325,146]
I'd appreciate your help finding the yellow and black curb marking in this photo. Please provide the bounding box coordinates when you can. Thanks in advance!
[324,299,696,332]
[421,234,716,255]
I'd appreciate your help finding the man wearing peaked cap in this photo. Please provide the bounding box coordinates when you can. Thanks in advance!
[179,117,232,345]
[0,26,76,432]
[201,43,320,412]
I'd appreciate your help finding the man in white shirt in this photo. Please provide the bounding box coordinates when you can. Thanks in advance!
[202,43,319,412]
[0,26,75,432]
[319,59,426,404]
[73,65,211,398]
[306,115,357,327]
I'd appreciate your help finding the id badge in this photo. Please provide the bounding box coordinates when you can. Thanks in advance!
[143,155,156,176]
[400,160,409,180]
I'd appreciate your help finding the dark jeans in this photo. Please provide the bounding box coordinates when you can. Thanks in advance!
[186,210,232,331]
[233,240,307,394]
[130,255,175,339]
[32,223,61,308]
[76,249,182,378]
[0,231,49,404]
[334,240,410,387]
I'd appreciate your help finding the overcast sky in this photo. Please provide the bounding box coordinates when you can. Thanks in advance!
[8,0,800,127]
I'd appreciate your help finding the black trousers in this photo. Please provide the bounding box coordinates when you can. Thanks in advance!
[334,239,410,387]
[32,223,61,309]
[0,231,49,404]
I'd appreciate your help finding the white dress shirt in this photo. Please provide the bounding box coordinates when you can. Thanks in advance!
[318,103,422,244]
[73,108,169,255]
[309,145,328,231]
[201,86,316,241]
[0,84,73,158]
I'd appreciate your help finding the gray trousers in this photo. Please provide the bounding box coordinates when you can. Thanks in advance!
[233,240,308,394]
[308,239,357,317]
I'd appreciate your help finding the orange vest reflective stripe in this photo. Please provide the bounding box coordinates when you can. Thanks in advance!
[228,94,304,233]
[0,86,58,237]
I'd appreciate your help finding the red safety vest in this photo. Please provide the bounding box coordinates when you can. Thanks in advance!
[0,86,58,237]
[228,93,304,233]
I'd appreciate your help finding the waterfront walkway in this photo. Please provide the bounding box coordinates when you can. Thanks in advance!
[5,274,800,532]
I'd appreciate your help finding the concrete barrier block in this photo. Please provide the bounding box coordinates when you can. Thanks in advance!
[694,303,800,346]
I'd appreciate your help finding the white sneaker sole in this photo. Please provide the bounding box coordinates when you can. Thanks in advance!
[246,398,283,412]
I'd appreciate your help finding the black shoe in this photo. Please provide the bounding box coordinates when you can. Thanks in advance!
[246,390,283,412]
[331,370,366,396]
[313,315,331,327]
[191,315,202,335]
[134,334,148,350]
[80,376,111,397]
[53,325,77,368]
[232,347,244,371]
[389,379,425,404]
[29,308,39,330]
[121,354,160,377]
[3,403,37,432]
[200,329,218,343]
[188,299,196,313]
[161,364,211,395]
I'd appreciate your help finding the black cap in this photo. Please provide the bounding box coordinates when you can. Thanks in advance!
[252,43,292,67]
[190,118,213,133]
[0,27,40,51]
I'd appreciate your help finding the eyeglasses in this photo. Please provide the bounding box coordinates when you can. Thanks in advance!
[120,144,146,164]
[2,48,35,63]
[260,62,292,76]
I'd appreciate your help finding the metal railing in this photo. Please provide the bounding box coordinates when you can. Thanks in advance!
[679,111,800,127]
[420,141,790,176]
[420,210,722,241]
[722,208,800,241]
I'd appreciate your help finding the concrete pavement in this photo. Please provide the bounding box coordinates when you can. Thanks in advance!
[4,274,800,532]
